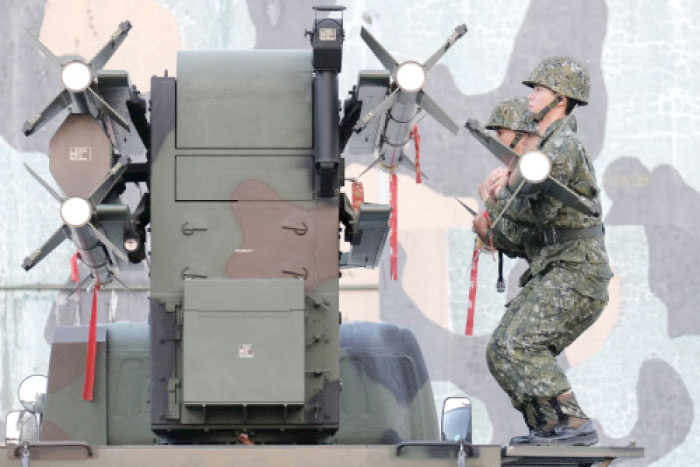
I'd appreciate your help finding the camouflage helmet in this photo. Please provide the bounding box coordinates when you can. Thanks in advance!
[522,56,590,105]
[485,97,538,134]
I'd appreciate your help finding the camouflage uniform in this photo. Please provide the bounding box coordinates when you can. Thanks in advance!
[483,57,611,431]
[487,116,578,262]
[483,97,539,260]
[485,97,537,134]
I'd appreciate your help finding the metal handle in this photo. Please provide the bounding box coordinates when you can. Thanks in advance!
[313,5,346,11]
[282,222,308,236]
[395,440,476,458]
[182,267,208,280]
[181,222,208,236]
[13,441,95,458]
[282,267,308,279]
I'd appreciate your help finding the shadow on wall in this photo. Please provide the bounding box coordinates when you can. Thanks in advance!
[598,359,692,466]
[604,157,700,339]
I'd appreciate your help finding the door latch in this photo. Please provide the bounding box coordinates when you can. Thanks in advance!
[181,222,208,236]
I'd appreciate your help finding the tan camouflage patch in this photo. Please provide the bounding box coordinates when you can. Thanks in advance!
[565,266,622,367]
[339,268,380,323]
[40,0,183,92]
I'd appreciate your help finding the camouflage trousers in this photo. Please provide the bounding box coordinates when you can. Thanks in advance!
[486,265,606,429]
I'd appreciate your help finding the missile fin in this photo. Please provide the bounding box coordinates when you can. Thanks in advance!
[355,157,382,180]
[417,91,459,135]
[88,223,129,263]
[464,119,519,167]
[24,29,62,67]
[22,89,71,136]
[23,163,65,202]
[360,27,399,72]
[544,177,601,217]
[112,274,132,292]
[354,88,399,132]
[87,87,130,132]
[89,21,133,71]
[423,23,468,70]
[454,197,478,217]
[399,155,430,181]
[21,225,68,271]
[87,161,130,205]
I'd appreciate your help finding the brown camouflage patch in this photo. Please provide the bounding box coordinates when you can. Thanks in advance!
[225,179,338,293]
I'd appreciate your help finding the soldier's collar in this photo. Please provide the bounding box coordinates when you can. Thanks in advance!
[538,107,578,149]
[541,118,567,140]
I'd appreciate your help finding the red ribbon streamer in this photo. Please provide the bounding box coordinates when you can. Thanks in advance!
[70,252,81,300]
[390,172,398,280]
[351,181,364,212]
[82,284,99,401]
[409,124,422,183]
[465,244,479,336]
[465,211,491,335]
[70,253,80,283]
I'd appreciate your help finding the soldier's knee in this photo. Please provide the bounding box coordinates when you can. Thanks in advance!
[486,334,505,369]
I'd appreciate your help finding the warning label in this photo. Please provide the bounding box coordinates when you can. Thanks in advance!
[239,344,254,358]
[69,146,92,161]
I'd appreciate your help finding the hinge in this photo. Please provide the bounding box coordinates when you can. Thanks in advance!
[175,306,183,341]
[167,378,181,420]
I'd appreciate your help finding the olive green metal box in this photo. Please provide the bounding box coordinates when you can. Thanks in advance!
[176,50,313,149]
[175,155,313,201]
[182,278,306,405]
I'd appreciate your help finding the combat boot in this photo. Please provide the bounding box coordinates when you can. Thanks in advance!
[510,401,546,445]
[529,419,598,446]
[509,429,540,445]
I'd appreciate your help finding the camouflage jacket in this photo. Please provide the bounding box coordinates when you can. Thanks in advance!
[485,214,530,259]
[485,117,612,300]
[485,116,579,260]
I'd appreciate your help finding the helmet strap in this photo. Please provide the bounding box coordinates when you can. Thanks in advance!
[537,103,578,149]
[509,132,524,149]
[530,96,561,123]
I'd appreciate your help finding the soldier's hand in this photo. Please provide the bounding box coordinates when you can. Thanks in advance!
[478,181,490,201]
[491,168,510,198]
[482,167,508,202]
[472,214,490,245]
[479,169,499,201]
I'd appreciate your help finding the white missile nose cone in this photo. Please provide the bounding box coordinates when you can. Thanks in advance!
[519,151,551,184]
[60,197,93,227]
[61,60,93,92]
[396,61,426,92]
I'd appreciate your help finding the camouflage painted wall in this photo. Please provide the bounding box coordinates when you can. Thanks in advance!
[1,1,699,465]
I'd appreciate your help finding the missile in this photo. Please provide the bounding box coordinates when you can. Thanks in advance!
[22,161,133,286]
[22,21,132,137]
[20,21,145,287]
[464,119,601,219]
[354,24,467,177]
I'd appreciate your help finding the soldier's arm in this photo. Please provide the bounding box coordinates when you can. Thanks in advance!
[484,199,528,258]
[493,135,581,226]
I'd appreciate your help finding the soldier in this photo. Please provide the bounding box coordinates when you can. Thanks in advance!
[474,97,540,258]
[474,57,611,446]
